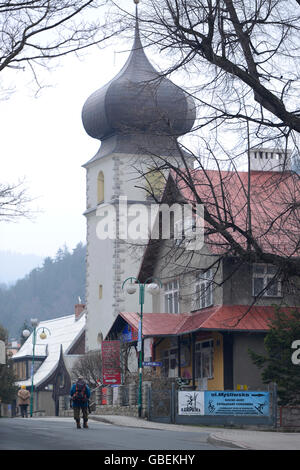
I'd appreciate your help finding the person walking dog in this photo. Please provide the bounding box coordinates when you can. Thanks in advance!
[17,385,30,417]
[70,376,90,429]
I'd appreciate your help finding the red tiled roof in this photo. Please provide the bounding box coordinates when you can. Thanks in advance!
[120,305,298,336]
[172,169,300,257]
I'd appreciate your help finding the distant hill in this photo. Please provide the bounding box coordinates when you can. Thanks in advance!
[0,251,44,285]
[0,243,86,339]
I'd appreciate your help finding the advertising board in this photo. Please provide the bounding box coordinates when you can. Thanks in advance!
[178,390,270,416]
[102,340,121,385]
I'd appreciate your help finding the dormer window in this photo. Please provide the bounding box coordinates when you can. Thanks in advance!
[252,264,282,297]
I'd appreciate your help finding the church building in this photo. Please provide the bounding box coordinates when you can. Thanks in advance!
[81,2,196,351]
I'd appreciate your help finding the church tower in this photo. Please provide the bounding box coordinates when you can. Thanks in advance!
[81,2,196,351]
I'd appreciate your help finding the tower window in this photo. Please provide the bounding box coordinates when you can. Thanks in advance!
[99,284,103,299]
[97,171,104,204]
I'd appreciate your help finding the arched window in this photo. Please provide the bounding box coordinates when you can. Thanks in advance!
[97,171,104,204]
[146,169,165,198]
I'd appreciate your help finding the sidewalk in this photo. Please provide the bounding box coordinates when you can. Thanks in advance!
[89,414,300,450]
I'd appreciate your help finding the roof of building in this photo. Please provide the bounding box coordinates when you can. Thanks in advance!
[119,305,298,336]
[138,167,300,282]
[12,313,86,387]
[81,5,195,142]
[173,168,300,257]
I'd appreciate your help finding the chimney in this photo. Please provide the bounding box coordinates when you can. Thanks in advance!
[75,304,85,321]
[249,147,292,172]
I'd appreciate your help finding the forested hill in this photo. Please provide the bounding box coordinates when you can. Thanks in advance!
[0,243,86,339]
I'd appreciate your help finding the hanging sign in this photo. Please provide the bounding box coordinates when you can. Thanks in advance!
[137,320,142,352]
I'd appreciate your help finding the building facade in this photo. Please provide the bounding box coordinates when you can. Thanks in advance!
[106,150,300,392]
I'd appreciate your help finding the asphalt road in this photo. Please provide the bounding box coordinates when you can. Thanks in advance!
[0,417,233,451]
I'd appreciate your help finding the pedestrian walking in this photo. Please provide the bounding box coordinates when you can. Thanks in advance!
[70,376,91,429]
[17,385,30,418]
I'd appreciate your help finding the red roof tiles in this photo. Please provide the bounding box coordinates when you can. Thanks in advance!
[172,169,300,257]
[120,305,298,336]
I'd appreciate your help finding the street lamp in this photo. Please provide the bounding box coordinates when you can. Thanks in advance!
[22,319,51,417]
[122,276,162,418]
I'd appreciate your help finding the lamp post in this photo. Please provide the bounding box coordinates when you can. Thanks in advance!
[122,276,161,418]
[22,319,51,417]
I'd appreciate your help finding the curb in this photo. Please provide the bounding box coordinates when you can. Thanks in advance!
[89,415,159,430]
[207,434,251,450]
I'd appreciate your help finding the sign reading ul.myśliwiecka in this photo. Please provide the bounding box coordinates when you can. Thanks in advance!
[205,391,270,416]
[178,391,270,416]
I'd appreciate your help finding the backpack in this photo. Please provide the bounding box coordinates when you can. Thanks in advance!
[73,381,87,404]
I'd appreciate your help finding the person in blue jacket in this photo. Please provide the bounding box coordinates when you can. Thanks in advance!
[70,376,91,428]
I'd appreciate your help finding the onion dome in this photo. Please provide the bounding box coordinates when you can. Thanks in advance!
[82,9,195,141]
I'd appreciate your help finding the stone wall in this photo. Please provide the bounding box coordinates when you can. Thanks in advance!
[60,383,149,418]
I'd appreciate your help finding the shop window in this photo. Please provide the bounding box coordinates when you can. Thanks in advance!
[195,340,214,379]
[162,348,178,378]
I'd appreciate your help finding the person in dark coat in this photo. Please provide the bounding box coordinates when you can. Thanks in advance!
[70,376,91,428]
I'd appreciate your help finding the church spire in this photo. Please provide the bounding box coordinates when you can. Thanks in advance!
[81,0,195,142]
[133,0,141,49]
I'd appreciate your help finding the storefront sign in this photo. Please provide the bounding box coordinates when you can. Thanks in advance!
[205,391,270,416]
[102,340,121,385]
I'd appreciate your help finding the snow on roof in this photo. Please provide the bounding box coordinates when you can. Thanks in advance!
[13,312,86,387]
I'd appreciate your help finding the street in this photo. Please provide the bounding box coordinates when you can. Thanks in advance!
[0,416,233,451]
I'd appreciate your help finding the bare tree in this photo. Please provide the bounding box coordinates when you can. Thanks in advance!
[130,0,300,137]
[107,1,300,302]
[71,350,102,388]
[0,179,36,222]
[0,1,120,82]
[0,1,126,220]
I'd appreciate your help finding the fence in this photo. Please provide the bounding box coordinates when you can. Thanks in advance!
[146,384,278,428]
[60,381,284,428]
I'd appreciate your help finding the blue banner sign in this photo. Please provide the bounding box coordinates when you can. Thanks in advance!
[205,391,270,416]
[142,361,162,367]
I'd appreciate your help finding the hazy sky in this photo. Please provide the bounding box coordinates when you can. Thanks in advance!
[0,22,131,259]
